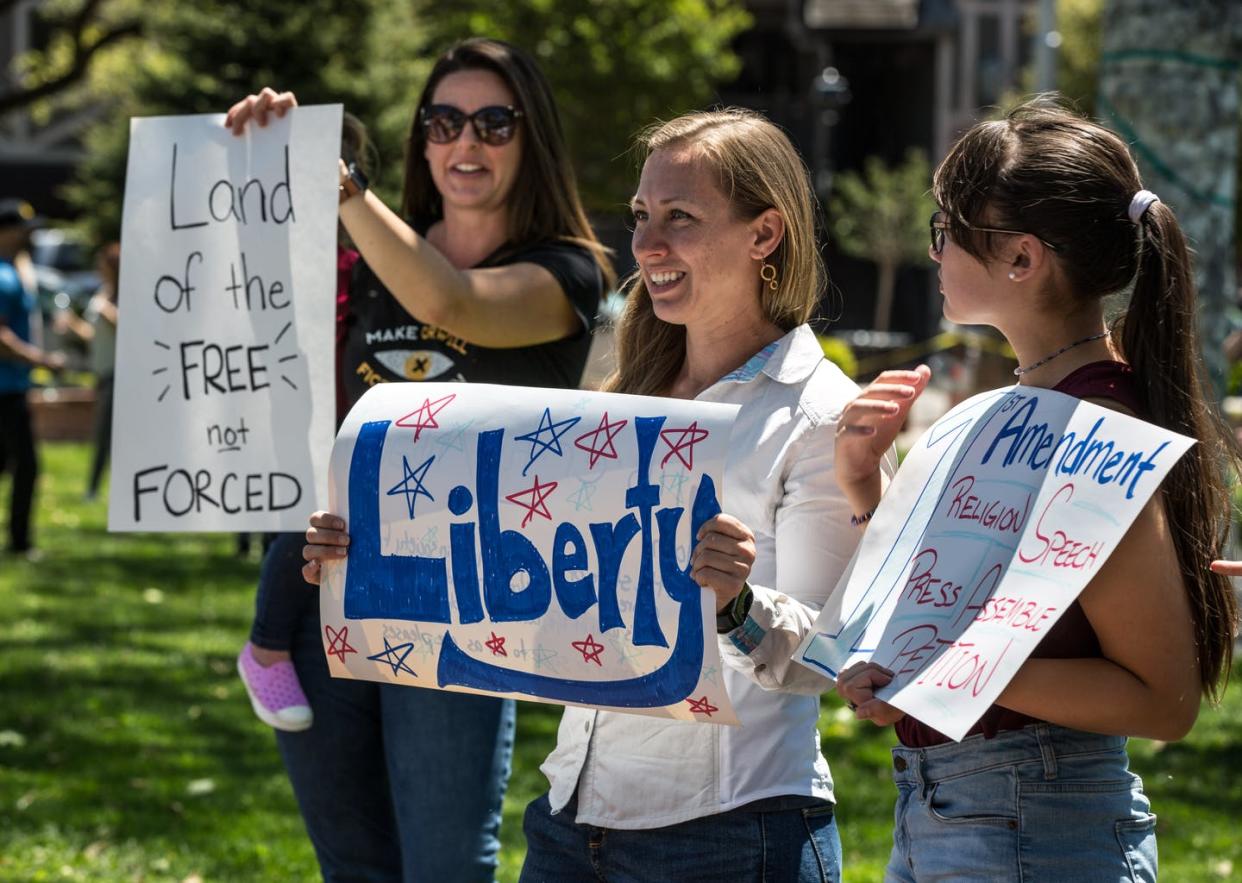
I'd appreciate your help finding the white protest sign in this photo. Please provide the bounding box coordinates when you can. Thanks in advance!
[796,386,1193,741]
[109,107,341,531]
[319,383,741,724]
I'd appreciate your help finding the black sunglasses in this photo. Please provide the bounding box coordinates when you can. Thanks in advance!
[421,104,524,146]
[929,210,1059,255]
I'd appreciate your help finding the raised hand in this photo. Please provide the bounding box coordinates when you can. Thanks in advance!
[225,87,299,135]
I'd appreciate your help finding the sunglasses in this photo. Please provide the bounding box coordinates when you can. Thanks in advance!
[929,211,1059,255]
[421,104,524,146]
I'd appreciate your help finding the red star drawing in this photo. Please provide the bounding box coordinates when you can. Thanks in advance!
[686,695,719,717]
[573,412,628,469]
[394,393,457,442]
[485,631,508,657]
[505,476,558,528]
[571,633,605,666]
[324,624,357,663]
[659,421,710,470]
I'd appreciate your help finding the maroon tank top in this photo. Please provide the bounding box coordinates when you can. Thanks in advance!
[896,362,1140,747]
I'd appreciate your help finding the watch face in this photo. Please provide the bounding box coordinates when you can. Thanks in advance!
[348,163,369,192]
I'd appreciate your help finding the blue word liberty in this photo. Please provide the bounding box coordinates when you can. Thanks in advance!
[343,416,718,708]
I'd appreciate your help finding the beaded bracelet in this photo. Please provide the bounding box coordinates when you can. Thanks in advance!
[849,508,875,527]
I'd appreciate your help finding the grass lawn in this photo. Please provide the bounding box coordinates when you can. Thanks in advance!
[1,443,1239,881]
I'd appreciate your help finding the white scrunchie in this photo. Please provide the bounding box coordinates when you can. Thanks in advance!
[1128,189,1160,224]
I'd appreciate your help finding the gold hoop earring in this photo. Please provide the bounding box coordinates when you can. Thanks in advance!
[760,261,778,291]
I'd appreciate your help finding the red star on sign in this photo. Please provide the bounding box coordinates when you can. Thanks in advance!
[573,412,628,469]
[395,393,457,443]
[324,624,357,663]
[485,631,507,657]
[686,695,719,717]
[505,476,558,528]
[659,421,710,470]
[571,633,605,666]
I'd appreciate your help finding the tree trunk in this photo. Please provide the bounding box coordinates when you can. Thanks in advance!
[1099,1,1242,395]
[874,259,897,332]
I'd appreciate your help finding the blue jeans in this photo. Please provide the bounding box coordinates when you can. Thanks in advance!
[519,792,841,882]
[270,534,516,882]
[885,724,1157,882]
[249,532,309,652]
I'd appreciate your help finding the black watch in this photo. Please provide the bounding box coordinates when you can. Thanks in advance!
[339,161,369,203]
[716,583,754,634]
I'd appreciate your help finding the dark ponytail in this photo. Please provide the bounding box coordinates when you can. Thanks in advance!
[936,96,1239,700]
[1119,202,1238,701]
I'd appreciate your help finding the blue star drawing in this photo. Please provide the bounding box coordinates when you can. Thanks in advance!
[568,475,601,512]
[368,638,418,677]
[531,643,559,671]
[386,454,436,519]
[434,419,474,454]
[607,631,644,666]
[701,664,719,685]
[514,408,581,476]
[660,467,690,505]
[409,625,441,660]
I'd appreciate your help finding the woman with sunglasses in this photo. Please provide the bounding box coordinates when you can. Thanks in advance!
[226,38,612,882]
[831,97,1238,880]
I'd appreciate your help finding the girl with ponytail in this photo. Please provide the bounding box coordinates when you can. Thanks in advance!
[833,96,1239,880]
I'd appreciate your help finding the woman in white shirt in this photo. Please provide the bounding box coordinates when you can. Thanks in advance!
[519,109,862,881]
[306,107,863,880]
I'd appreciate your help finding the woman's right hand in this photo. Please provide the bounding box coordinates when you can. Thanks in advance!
[303,511,350,586]
[225,87,298,135]
[834,365,931,510]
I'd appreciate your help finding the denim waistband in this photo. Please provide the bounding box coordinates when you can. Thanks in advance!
[891,724,1126,786]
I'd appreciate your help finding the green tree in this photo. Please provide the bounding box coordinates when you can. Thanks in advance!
[28,0,748,243]
[828,149,936,332]
[1055,0,1103,113]
[52,0,424,243]
[0,0,143,115]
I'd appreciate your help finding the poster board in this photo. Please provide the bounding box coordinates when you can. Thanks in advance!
[319,383,742,723]
[109,107,340,531]
[796,386,1193,740]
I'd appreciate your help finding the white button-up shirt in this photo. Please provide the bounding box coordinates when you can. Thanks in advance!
[540,324,864,828]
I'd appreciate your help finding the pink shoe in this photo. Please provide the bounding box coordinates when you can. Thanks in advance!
[237,644,313,732]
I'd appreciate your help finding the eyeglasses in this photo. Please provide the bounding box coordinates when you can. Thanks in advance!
[421,104,524,146]
[929,211,1059,255]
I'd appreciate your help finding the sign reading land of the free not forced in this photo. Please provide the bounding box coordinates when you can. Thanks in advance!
[795,386,1193,741]
[318,383,742,724]
[109,107,341,531]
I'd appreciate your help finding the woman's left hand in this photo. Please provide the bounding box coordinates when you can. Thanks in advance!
[836,661,905,726]
[692,514,756,612]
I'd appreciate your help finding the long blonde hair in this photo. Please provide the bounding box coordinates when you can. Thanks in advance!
[604,109,824,396]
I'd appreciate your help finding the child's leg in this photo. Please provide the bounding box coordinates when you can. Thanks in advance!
[240,533,314,731]
[251,532,310,654]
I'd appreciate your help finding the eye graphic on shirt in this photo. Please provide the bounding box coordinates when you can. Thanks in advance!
[374,349,455,381]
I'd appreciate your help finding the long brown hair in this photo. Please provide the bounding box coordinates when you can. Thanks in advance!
[934,96,1239,699]
[401,38,612,287]
[605,109,824,397]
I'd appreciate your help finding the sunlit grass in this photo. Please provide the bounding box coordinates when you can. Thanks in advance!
[1,444,1239,881]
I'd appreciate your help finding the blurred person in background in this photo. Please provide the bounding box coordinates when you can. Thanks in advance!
[0,199,65,557]
[57,242,120,500]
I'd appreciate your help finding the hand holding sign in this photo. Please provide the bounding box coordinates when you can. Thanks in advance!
[225,87,299,134]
